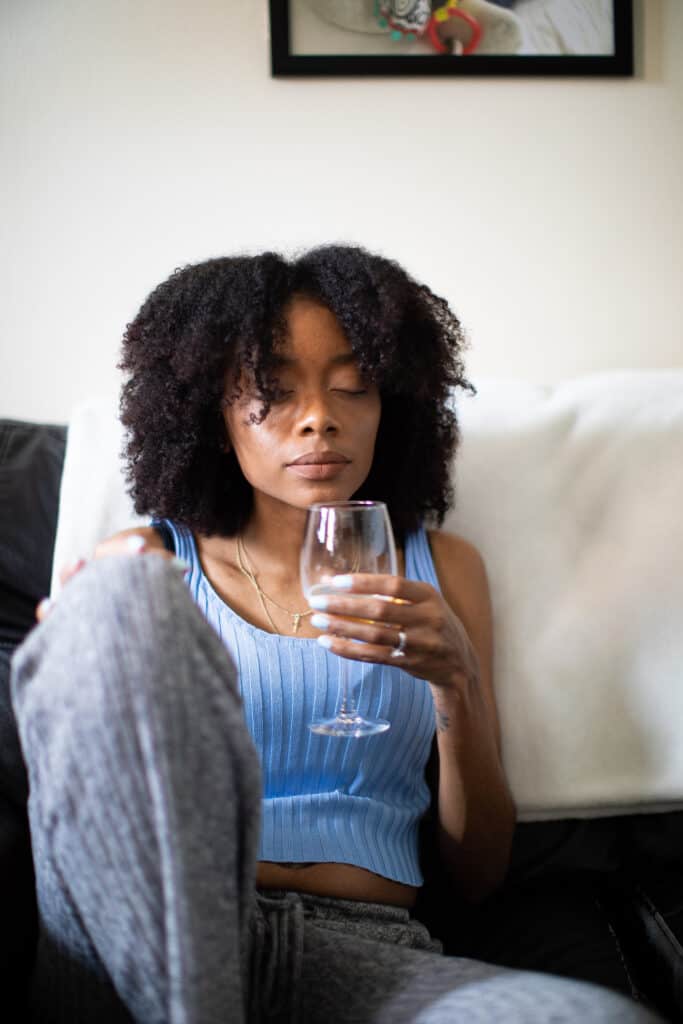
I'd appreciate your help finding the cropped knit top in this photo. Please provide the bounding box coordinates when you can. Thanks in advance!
[157,519,440,886]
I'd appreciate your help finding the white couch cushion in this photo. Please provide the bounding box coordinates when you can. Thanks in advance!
[51,395,147,594]
[445,370,683,819]
[52,371,683,820]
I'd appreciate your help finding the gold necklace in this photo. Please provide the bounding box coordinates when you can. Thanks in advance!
[235,535,315,636]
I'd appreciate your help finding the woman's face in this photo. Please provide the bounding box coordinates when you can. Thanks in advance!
[222,296,381,518]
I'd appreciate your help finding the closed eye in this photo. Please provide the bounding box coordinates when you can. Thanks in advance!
[271,387,368,402]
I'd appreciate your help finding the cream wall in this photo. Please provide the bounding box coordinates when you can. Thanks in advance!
[2,0,681,424]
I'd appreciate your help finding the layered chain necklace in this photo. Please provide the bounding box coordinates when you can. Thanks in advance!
[235,535,315,636]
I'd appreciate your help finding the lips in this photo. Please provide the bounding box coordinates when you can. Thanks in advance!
[287,450,351,480]
[288,451,350,466]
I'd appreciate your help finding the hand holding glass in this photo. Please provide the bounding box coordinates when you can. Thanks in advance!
[300,500,398,737]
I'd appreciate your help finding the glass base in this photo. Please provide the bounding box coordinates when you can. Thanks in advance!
[309,715,390,738]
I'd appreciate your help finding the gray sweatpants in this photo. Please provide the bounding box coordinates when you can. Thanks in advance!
[10,556,661,1024]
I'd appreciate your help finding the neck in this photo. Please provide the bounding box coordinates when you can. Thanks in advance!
[239,499,308,579]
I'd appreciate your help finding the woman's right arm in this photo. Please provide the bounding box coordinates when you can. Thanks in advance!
[93,526,169,560]
[36,526,178,622]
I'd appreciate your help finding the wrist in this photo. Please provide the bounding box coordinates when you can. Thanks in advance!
[430,666,486,736]
[431,661,480,703]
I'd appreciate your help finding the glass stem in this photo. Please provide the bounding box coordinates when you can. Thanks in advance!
[336,657,357,719]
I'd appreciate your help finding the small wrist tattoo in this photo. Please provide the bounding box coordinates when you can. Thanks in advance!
[436,710,450,733]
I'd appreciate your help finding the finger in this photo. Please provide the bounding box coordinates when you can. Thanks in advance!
[317,633,408,665]
[94,543,189,576]
[35,597,55,623]
[327,573,431,604]
[311,612,404,649]
[94,534,148,559]
[94,535,188,569]
[307,590,415,626]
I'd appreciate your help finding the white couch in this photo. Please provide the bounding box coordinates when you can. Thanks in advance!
[52,369,683,822]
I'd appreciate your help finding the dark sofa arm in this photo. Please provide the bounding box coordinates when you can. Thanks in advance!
[600,864,683,1021]
[0,420,67,1011]
[0,645,36,1006]
[0,418,66,800]
[0,420,67,647]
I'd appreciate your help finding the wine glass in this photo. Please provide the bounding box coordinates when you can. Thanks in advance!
[300,500,398,737]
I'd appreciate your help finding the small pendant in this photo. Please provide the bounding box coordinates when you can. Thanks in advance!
[292,613,301,634]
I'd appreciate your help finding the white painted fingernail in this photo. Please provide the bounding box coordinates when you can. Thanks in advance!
[308,595,329,610]
[126,535,146,553]
[331,575,353,589]
[170,556,190,572]
[310,613,330,629]
[317,635,334,649]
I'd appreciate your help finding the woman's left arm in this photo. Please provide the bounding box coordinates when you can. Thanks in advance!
[426,530,516,903]
[310,529,516,902]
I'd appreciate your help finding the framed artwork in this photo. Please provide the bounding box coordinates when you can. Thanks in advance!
[269,1,634,77]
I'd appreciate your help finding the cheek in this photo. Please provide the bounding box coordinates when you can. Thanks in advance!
[224,402,275,454]
[228,417,282,470]
[360,399,382,449]
[233,431,269,464]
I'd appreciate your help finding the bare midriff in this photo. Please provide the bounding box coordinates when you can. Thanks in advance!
[256,861,418,908]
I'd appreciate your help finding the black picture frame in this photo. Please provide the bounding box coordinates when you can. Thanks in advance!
[269,1,633,77]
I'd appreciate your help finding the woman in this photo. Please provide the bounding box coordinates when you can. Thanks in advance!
[15,246,659,1022]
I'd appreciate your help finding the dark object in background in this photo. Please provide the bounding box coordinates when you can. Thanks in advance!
[0,420,67,1016]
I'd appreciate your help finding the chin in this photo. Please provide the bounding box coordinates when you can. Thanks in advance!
[293,482,360,507]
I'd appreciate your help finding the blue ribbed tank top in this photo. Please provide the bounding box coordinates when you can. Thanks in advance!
[158,520,440,886]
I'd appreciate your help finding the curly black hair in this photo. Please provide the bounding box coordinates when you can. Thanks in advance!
[119,244,473,540]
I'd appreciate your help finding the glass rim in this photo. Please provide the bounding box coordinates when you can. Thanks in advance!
[306,500,387,512]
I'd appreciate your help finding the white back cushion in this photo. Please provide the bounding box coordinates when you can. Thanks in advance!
[446,371,683,818]
[51,395,146,594]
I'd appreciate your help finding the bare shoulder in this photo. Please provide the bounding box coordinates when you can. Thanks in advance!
[426,529,490,619]
[427,529,486,575]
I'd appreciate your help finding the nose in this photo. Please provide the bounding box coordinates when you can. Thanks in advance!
[297,390,339,436]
